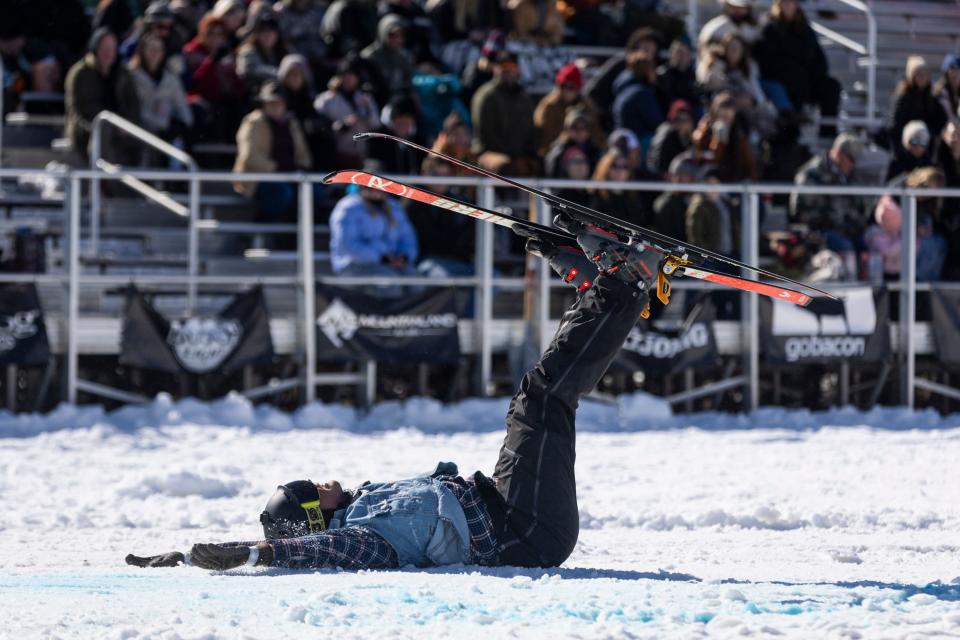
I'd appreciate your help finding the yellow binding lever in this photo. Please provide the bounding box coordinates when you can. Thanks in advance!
[656,256,683,306]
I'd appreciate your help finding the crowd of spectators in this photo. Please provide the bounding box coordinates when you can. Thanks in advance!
[1,0,959,284]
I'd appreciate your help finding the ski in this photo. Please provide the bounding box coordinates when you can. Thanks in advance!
[323,169,816,307]
[353,131,836,302]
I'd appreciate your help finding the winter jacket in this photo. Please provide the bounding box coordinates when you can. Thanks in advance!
[329,193,419,272]
[237,43,282,94]
[366,125,423,174]
[863,225,901,275]
[884,152,931,184]
[652,191,689,242]
[790,152,865,235]
[754,16,829,108]
[321,0,379,58]
[232,110,311,197]
[533,88,605,156]
[130,67,193,135]
[646,122,691,177]
[315,88,380,157]
[889,85,947,159]
[64,53,140,153]
[697,58,770,114]
[583,52,626,124]
[412,73,470,141]
[329,462,472,567]
[183,41,245,105]
[276,0,327,63]
[692,117,756,182]
[543,138,600,178]
[361,14,416,103]
[685,193,739,255]
[936,85,960,128]
[657,64,699,116]
[611,73,664,144]
[509,0,564,45]
[471,78,537,157]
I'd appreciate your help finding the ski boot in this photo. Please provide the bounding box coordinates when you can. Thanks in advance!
[554,214,663,318]
[525,238,599,294]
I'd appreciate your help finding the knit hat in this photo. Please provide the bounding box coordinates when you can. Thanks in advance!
[906,55,928,81]
[278,54,313,88]
[607,128,640,153]
[87,27,115,55]
[144,1,175,24]
[667,99,693,122]
[874,195,902,234]
[555,63,582,90]
[257,81,285,104]
[668,151,700,177]
[832,133,863,162]
[943,53,960,72]
[384,95,418,121]
[902,120,930,148]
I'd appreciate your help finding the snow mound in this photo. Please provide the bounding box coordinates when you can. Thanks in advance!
[118,470,246,499]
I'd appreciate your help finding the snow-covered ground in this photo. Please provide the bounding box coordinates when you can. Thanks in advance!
[1,392,959,639]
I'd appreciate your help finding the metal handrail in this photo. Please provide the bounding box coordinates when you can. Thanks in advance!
[89,110,201,311]
[6,168,949,409]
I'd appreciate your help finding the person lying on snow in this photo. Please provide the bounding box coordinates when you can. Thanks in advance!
[127,226,658,571]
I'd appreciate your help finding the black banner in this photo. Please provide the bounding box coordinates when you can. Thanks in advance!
[931,288,960,368]
[613,297,720,375]
[120,286,274,375]
[315,285,460,363]
[0,283,50,365]
[760,287,891,364]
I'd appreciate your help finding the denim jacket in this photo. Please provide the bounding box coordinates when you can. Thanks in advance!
[328,462,471,567]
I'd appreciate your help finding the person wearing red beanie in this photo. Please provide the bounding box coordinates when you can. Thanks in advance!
[534,62,605,157]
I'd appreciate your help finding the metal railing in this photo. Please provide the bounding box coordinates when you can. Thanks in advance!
[88,110,201,309]
[1,166,959,411]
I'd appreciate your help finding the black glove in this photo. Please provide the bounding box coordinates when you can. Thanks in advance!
[125,551,185,568]
[190,543,253,571]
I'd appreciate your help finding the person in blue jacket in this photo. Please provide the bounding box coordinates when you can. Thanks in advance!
[612,50,665,157]
[328,183,419,295]
[126,222,659,571]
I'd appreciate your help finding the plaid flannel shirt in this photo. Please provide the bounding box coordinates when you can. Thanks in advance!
[225,475,499,570]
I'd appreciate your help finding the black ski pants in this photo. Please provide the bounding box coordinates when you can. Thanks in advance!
[489,274,649,567]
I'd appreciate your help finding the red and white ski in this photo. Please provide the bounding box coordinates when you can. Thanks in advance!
[323,169,818,307]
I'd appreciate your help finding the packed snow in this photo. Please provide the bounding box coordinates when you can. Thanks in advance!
[1,392,959,639]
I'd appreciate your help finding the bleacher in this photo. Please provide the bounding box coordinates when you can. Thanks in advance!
[2,0,959,412]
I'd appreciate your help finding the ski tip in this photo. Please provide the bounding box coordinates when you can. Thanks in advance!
[352,132,379,140]
[321,170,341,184]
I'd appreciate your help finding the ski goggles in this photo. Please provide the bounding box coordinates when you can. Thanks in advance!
[299,499,326,533]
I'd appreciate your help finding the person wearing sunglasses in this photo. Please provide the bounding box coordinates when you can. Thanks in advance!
[127,223,663,571]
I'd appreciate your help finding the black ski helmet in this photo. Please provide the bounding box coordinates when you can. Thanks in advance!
[260,480,336,539]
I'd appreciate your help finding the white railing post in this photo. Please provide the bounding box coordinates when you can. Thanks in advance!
[90,123,102,256]
[538,189,553,354]
[865,9,878,123]
[477,181,495,396]
[0,57,5,186]
[687,0,699,52]
[67,176,81,404]
[741,190,760,411]
[900,195,917,407]
[187,174,200,313]
[299,178,316,404]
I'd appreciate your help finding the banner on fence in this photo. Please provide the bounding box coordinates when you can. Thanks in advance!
[931,288,960,368]
[315,285,460,363]
[120,286,274,375]
[759,287,891,363]
[613,297,720,375]
[0,283,50,366]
